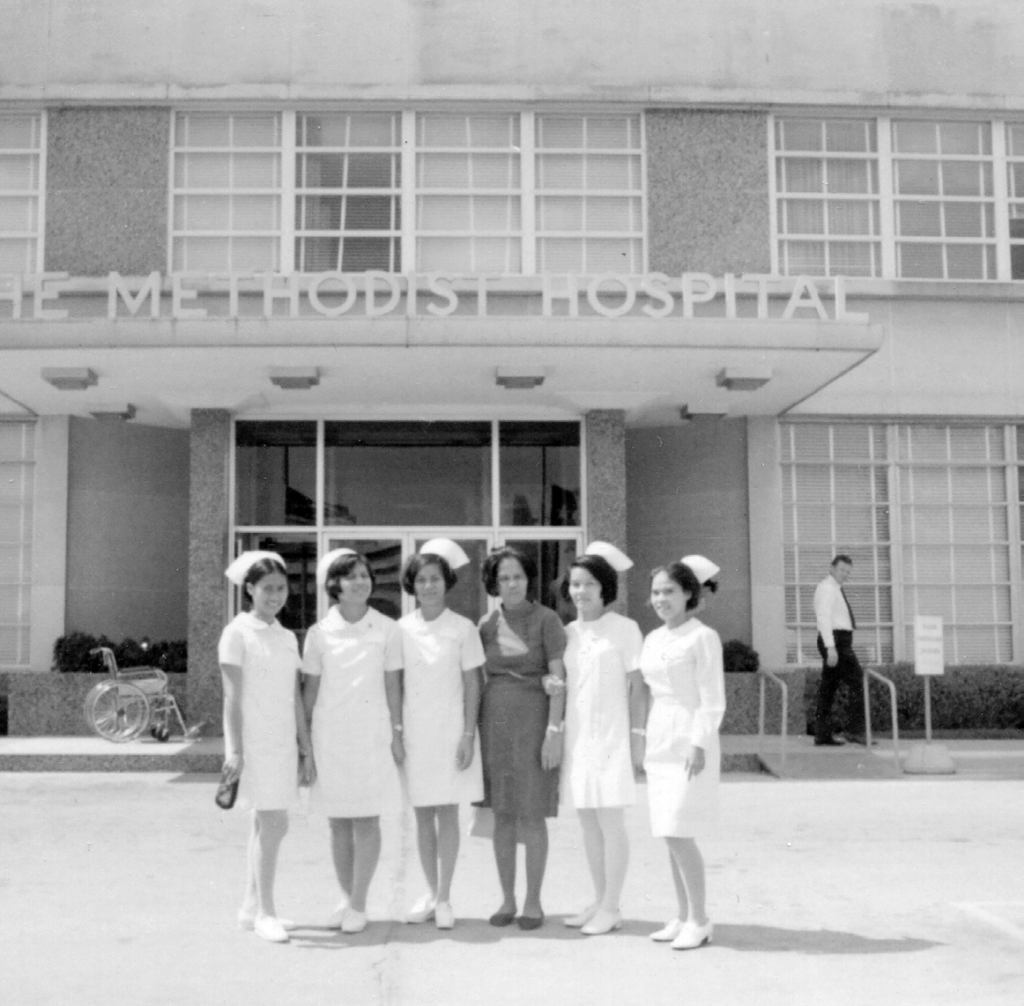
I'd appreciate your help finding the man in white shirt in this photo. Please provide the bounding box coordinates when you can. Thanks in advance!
[813,555,865,746]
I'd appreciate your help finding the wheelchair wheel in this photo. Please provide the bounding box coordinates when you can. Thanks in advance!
[84,681,150,742]
[150,712,171,742]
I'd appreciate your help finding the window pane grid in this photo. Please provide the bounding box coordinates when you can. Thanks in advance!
[0,422,34,667]
[294,113,401,273]
[771,117,1024,281]
[536,114,643,274]
[781,423,893,664]
[775,120,881,278]
[416,113,522,273]
[0,113,42,274]
[783,422,1020,665]
[172,113,282,272]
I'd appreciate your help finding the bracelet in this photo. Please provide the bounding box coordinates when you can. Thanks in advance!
[630,728,646,737]
[392,723,404,733]
[545,722,564,734]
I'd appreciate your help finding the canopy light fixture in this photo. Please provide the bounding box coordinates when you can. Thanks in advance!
[715,366,773,391]
[270,367,320,390]
[679,405,728,423]
[42,367,97,390]
[496,367,546,390]
[90,404,136,421]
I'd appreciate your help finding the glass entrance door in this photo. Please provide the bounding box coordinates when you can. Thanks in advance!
[325,533,493,623]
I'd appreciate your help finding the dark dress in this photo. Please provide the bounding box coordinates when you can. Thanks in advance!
[478,601,567,819]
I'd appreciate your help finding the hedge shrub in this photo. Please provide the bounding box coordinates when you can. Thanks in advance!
[723,639,760,674]
[52,632,188,675]
[804,663,1024,734]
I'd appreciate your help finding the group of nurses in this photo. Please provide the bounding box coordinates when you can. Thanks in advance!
[218,540,725,952]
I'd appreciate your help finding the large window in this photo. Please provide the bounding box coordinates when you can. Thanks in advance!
[0,113,43,274]
[172,111,644,275]
[295,113,402,273]
[172,113,282,272]
[233,419,582,633]
[0,421,34,668]
[773,117,1024,281]
[782,422,1022,665]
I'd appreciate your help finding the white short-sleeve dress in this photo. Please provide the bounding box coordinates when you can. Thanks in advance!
[639,618,726,838]
[217,611,302,811]
[302,606,403,818]
[398,607,485,807]
[562,611,644,809]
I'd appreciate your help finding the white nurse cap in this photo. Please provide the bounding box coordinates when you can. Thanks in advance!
[316,547,358,586]
[584,541,634,572]
[419,538,471,570]
[681,554,720,585]
[225,550,286,586]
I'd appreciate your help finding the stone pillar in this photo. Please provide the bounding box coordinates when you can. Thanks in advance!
[747,417,786,667]
[585,410,628,612]
[187,409,231,734]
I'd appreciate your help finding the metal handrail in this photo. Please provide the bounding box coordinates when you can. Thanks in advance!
[863,667,900,762]
[757,668,790,775]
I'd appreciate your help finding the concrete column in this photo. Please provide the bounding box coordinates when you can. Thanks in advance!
[187,409,231,733]
[585,410,628,612]
[747,417,787,667]
[30,416,69,672]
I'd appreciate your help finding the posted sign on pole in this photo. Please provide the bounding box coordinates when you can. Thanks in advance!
[913,616,944,676]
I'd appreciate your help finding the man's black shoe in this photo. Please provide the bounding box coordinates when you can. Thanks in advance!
[813,735,846,747]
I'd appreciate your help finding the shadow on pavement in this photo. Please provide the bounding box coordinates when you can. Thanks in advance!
[713,923,941,954]
[285,917,632,949]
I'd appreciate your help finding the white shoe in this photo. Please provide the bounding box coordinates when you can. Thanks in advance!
[253,915,290,943]
[406,895,437,924]
[326,894,351,929]
[650,918,684,942]
[581,909,622,936]
[238,908,295,931]
[671,918,713,950]
[563,904,598,928]
[341,908,368,934]
[434,902,455,930]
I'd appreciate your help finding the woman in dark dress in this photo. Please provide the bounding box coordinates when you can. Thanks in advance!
[478,546,567,930]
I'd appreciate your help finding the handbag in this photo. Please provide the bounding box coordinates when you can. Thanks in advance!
[215,765,239,810]
[468,804,494,839]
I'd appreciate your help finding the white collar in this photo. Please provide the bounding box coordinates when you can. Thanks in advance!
[238,610,279,631]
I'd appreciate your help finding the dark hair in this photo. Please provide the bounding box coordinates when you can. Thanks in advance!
[242,557,288,609]
[831,554,853,567]
[560,554,618,605]
[481,546,537,598]
[651,561,702,611]
[402,553,457,595]
[703,579,719,594]
[325,554,375,603]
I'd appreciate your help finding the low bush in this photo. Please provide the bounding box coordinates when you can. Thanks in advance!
[52,632,188,675]
[804,662,1024,734]
[723,639,760,674]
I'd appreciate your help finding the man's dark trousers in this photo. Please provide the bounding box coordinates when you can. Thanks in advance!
[815,629,865,740]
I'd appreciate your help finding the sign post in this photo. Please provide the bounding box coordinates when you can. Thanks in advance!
[903,616,956,775]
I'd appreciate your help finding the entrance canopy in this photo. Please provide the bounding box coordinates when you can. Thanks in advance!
[0,278,883,426]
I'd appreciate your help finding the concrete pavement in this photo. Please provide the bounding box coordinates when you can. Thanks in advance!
[1,770,1022,1006]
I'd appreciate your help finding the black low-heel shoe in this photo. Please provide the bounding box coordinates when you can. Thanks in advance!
[517,913,544,931]
[488,910,516,927]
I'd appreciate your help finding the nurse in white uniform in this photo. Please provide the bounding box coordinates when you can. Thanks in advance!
[640,559,726,952]
[398,538,484,931]
[302,548,404,935]
[557,542,646,937]
[218,551,314,944]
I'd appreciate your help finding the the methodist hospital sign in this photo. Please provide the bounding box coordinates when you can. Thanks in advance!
[0,271,868,323]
